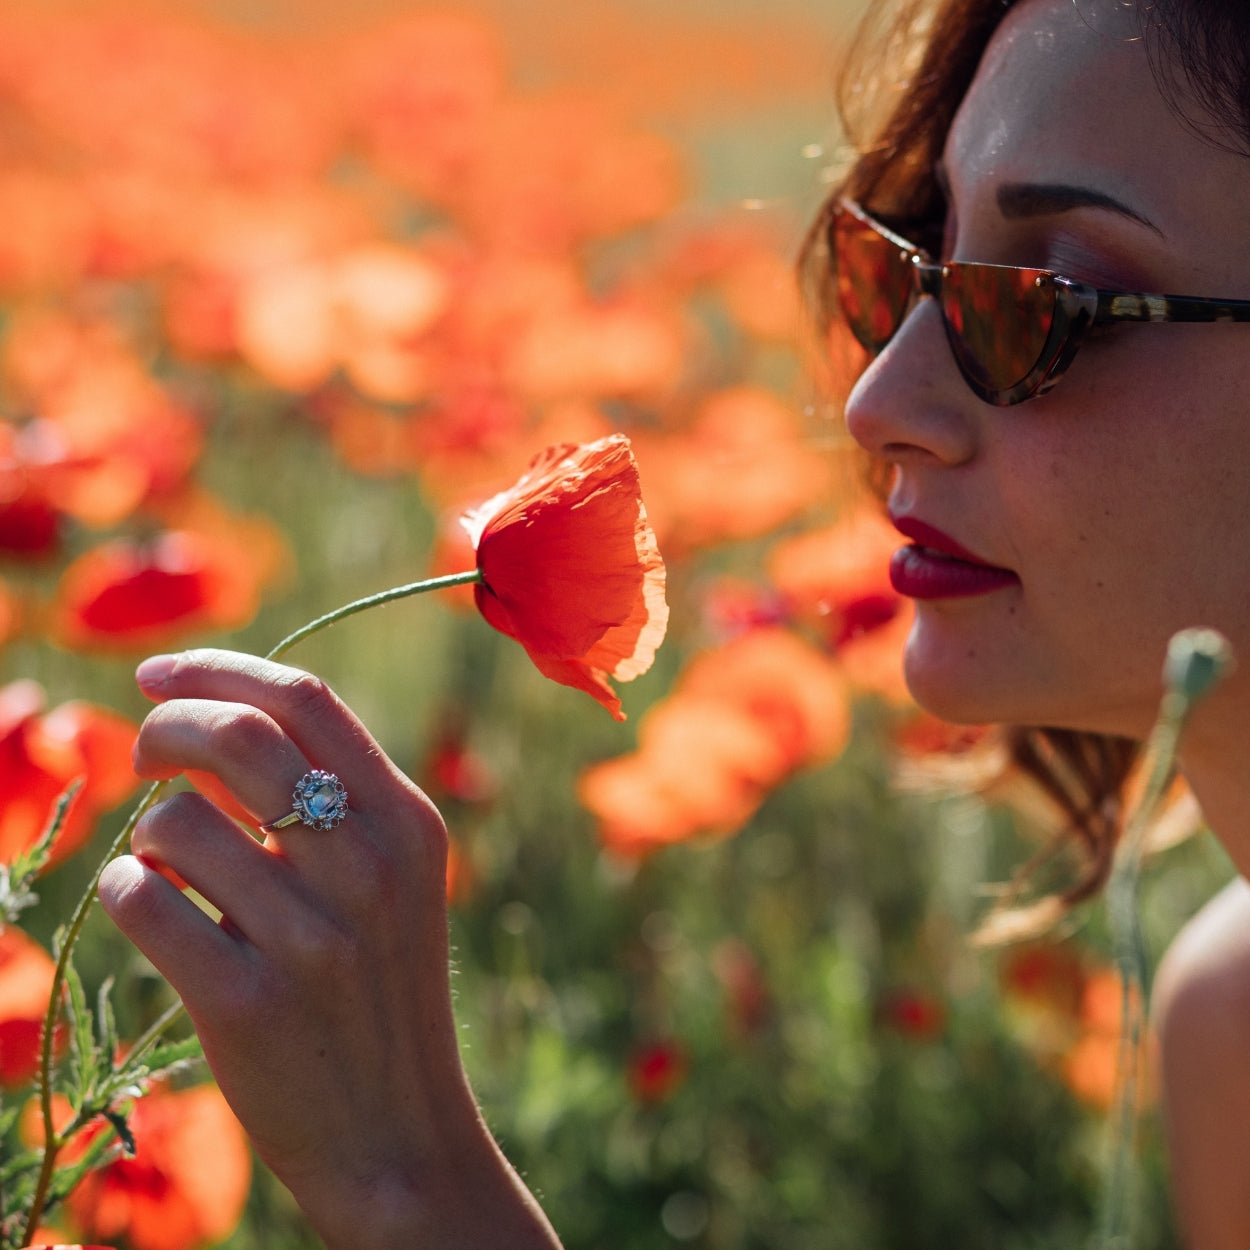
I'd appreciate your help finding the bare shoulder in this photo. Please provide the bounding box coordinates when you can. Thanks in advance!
[1154,875,1250,1034]
[1152,877,1250,1250]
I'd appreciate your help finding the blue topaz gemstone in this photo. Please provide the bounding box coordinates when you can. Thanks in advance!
[291,769,349,830]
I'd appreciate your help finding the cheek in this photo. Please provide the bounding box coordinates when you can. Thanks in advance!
[1003,340,1250,641]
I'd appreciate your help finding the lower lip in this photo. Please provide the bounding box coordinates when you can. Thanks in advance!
[889,544,1020,600]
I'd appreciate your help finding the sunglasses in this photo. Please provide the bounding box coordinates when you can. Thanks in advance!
[830,198,1250,406]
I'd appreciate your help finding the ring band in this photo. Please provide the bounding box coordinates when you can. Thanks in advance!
[261,769,349,833]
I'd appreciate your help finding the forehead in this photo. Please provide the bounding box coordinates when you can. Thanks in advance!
[944,0,1250,241]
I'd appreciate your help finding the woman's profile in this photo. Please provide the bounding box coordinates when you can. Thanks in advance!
[98,0,1250,1245]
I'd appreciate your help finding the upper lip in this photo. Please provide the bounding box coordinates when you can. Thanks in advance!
[889,514,1011,570]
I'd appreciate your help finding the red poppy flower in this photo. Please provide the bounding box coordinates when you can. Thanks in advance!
[461,434,668,720]
[999,943,1087,1019]
[0,926,58,1087]
[0,681,139,866]
[627,1040,689,1104]
[26,1084,250,1250]
[877,988,947,1042]
[580,627,849,856]
[712,939,771,1038]
[51,529,268,653]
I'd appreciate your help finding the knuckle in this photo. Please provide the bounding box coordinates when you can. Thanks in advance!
[274,670,339,721]
[131,791,214,858]
[99,859,165,932]
[206,706,282,766]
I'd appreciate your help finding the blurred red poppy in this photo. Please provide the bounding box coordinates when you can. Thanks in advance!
[51,529,267,653]
[677,627,850,772]
[68,1084,251,1250]
[627,1040,689,1104]
[712,939,771,1039]
[0,926,58,1087]
[26,1083,250,1250]
[878,988,947,1042]
[462,434,668,720]
[0,681,138,866]
[999,943,1086,1020]
[633,387,830,555]
[581,697,781,857]
[581,627,849,856]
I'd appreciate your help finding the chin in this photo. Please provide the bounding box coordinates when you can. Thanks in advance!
[900,629,1152,740]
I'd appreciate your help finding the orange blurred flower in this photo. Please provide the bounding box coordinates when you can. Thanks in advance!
[455,92,684,253]
[0,681,138,866]
[766,506,901,641]
[580,698,782,856]
[893,710,989,757]
[0,925,58,1088]
[767,507,916,702]
[51,529,272,653]
[462,435,668,720]
[26,1083,250,1250]
[999,942,1087,1020]
[503,294,687,402]
[634,386,830,554]
[345,12,506,201]
[581,627,849,855]
[1060,971,1138,1111]
[677,627,850,772]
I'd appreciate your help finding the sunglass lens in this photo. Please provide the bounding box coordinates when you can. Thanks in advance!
[834,213,915,352]
[941,264,1057,395]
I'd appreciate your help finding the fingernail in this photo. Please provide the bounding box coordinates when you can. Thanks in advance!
[136,654,177,689]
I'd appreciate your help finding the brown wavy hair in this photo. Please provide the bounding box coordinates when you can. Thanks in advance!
[802,0,1250,938]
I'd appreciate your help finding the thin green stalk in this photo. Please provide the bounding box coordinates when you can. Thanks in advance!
[23,778,166,1246]
[21,566,483,1244]
[1095,700,1184,1249]
[265,570,482,661]
[125,998,190,1068]
[1094,629,1233,1250]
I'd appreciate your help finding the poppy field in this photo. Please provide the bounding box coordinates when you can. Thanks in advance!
[0,1,1234,1247]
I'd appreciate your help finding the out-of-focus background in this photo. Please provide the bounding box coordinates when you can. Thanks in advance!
[0,1,1230,1246]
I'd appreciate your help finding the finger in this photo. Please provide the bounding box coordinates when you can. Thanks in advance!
[135,650,415,807]
[134,697,313,831]
[98,854,250,1018]
[130,791,301,947]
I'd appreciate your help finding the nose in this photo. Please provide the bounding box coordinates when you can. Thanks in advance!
[843,298,980,468]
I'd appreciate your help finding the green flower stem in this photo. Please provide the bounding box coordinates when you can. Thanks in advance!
[265,569,483,661]
[22,566,482,1247]
[1095,702,1183,1250]
[24,777,165,1246]
[1096,629,1234,1249]
[125,996,193,1068]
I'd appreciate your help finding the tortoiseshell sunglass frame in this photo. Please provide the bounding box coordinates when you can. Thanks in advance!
[829,197,1250,406]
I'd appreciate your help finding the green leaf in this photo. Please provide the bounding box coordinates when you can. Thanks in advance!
[0,780,81,923]
[96,976,120,1081]
[62,957,94,1110]
[140,1034,206,1077]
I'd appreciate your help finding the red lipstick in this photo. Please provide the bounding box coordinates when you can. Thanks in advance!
[888,516,1019,600]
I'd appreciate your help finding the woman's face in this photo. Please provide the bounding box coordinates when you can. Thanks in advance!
[844,0,1250,740]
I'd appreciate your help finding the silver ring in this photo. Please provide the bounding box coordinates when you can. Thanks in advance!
[261,770,349,832]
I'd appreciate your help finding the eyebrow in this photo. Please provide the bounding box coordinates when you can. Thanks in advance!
[995,182,1163,237]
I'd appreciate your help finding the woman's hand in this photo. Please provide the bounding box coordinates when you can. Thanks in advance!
[98,648,561,1250]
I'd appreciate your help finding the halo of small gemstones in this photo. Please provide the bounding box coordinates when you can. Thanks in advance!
[290,770,349,830]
